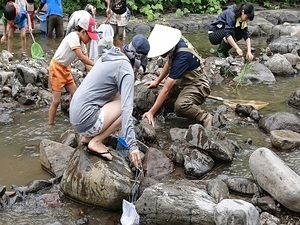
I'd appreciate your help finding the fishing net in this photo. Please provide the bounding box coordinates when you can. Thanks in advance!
[31,42,44,59]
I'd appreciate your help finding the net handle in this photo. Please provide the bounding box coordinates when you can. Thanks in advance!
[30,33,35,43]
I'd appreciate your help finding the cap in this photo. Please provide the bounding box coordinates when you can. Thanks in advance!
[131,34,150,55]
[147,24,181,58]
[78,15,98,40]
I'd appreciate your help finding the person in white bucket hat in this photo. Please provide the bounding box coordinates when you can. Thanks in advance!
[143,24,213,128]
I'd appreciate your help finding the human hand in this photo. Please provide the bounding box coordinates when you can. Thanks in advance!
[130,149,141,169]
[142,111,155,127]
[236,47,243,56]
[28,26,33,34]
[144,80,158,89]
[1,35,6,44]
[103,18,109,24]
[246,52,254,61]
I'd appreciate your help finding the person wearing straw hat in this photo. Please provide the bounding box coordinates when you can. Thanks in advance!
[48,15,98,125]
[69,34,149,168]
[143,24,213,128]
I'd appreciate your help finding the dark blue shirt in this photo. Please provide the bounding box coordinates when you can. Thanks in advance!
[169,38,200,80]
[209,5,250,40]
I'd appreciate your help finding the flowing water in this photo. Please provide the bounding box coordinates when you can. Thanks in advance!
[0,30,300,224]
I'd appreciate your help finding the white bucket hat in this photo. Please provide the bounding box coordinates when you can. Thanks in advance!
[147,24,182,58]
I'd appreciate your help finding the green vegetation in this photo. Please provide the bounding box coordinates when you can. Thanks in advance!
[60,0,299,21]
[236,61,254,89]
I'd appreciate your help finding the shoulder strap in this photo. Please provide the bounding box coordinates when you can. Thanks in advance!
[175,35,202,61]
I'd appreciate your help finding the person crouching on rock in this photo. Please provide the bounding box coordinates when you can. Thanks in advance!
[69,34,150,168]
[143,24,213,128]
[208,2,254,60]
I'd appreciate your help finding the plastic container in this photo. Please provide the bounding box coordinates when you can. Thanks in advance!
[116,137,128,157]
[36,13,47,33]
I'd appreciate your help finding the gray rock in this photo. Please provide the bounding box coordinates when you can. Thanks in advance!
[39,139,76,177]
[61,148,134,210]
[249,147,300,212]
[207,179,229,203]
[136,183,216,225]
[258,112,300,134]
[242,61,276,83]
[264,53,296,76]
[270,129,300,150]
[214,199,259,225]
[287,89,300,109]
[185,124,235,161]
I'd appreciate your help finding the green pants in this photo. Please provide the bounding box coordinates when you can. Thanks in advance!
[166,83,211,122]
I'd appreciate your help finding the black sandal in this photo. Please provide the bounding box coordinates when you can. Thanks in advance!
[85,148,112,161]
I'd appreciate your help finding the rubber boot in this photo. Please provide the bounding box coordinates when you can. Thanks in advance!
[217,40,230,58]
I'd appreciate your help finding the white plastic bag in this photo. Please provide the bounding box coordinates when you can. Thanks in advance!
[97,24,114,48]
[89,40,99,61]
[120,199,140,225]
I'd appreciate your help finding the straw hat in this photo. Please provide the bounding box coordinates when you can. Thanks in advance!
[147,24,182,58]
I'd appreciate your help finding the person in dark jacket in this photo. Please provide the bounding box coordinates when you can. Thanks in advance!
[208,2,254,60]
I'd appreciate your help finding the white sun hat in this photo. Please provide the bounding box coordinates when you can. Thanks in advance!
[147,24,182,58]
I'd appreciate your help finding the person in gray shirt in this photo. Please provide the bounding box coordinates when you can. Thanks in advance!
[69,34,150,168]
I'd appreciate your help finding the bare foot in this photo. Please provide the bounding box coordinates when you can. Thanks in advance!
[87,142,113,161]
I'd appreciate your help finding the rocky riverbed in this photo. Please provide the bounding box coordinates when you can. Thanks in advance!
[1,6,300,225]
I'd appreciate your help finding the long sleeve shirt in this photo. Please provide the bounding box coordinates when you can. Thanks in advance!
[69,47,138,152]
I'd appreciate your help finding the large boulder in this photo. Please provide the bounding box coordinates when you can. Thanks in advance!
[258,112,300,134]
[264,53,296,76]
[60,148,134,210]
[40,139,76,177]
[242,62,276,83]
[249,147,300,212]
[136,183,216,225]
[185,124,235,161]
[270,129,300,150]
[287,89,300,109]
[214,199,259,225]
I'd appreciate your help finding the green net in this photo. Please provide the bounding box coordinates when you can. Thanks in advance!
[31,42,44,59]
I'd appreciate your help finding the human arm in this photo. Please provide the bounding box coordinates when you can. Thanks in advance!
[35,0,46,14]
[226,35,243,56]
[74,48,94,67]
[245,37,254,61]
[89,4,96,17]
[106,0,111,20]
[27,12,32,33]
[143,77,176,127]
[1,16,7,43]
[119,71,141,168]
[144,59,170,88]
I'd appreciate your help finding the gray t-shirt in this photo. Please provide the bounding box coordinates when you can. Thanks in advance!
[69,47,137,152]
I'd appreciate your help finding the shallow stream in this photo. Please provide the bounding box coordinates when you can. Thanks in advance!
[0,31,299,224]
